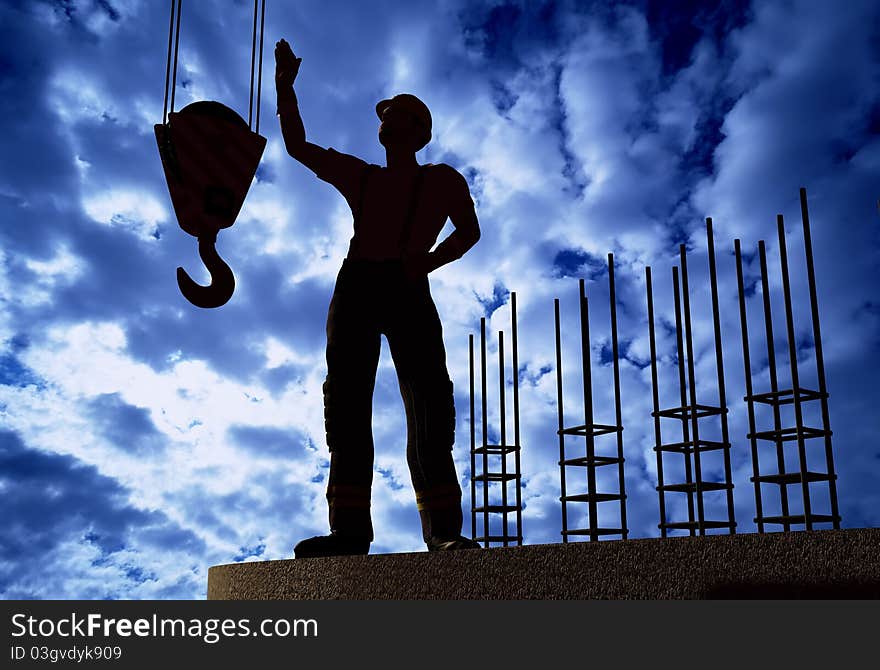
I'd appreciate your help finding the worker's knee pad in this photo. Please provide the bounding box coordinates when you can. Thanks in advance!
[403,376,456,451]
[440,378,456,449]
[322,374,373,453]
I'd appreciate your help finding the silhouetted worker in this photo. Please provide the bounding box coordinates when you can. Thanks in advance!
[275,38,481,557]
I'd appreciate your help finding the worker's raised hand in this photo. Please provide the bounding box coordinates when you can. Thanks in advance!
[275,38,301,89]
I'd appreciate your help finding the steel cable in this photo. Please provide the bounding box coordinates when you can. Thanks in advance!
[169,0,183,117]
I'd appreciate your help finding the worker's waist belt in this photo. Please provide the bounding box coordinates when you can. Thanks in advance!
[341,257,405,272]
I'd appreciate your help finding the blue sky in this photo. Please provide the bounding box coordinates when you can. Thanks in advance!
[1,0,878,599]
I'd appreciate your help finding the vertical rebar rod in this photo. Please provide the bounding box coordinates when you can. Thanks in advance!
[469,334,477,541]
[554,299,569,541]
[799,188,841,527]
[511,292,523,544]
[608,254,627,539]
[646,267,668,537]
[480,317,490,545]
[579,280,599,541]
[672,267,697,533]
[759,241,791,529]
[735,240,765,533]
[679,247,707,534]
[777,216,813,529]
[706,220,736,532]
[498,330,509,546]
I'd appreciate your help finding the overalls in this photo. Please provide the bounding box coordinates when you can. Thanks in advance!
[322,165,464,544]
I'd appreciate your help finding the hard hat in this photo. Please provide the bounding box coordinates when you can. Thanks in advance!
[376,93,432,149]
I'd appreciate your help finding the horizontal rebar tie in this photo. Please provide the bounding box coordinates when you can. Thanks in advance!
[559,455,623,467]
[746,387,827,405]
[656,482,732,493]
[660,520,736,530]
[749,426,830,441]
[561,493,625,503]
[563,528,628,537]
[557,423,621,437]
[653,440,729,454]
[473,473,521,483]
[473,505,520,513]
[751,472,837,485]
[758,514,840,525]
[474,535,524,543]
[653,404,727,420]
[472,444,521,455]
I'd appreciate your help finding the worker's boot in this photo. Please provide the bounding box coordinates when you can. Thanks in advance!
[426,535,481,551]
[418,493,481,552]
[293,531,370,559]
[294,467,373,560]
[294,482,374,558]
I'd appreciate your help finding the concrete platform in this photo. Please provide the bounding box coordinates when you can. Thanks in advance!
[207,528,880,599]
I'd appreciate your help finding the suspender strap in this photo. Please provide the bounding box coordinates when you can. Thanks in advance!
[354,164,377,225]
[398,165,427,255]
[350,164,377,255]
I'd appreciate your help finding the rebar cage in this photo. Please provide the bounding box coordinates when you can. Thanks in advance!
[469,293,524,547]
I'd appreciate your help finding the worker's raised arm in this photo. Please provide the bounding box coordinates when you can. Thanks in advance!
[275,38,327,171]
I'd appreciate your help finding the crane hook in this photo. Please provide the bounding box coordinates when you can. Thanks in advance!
[158,0,268,310]
[176,233,235,308]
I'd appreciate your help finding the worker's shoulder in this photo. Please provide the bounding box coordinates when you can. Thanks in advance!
[325,146,369,167]
[310,147,370,186]
[425,162,470,190]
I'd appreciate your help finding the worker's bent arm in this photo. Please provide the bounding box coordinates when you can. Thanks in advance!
[427,168,481,273]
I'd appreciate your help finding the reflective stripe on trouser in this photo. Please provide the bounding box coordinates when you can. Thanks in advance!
[415,484,463,511]
[326,483,372,509]
[324,432,375,539]
[326,479,373,542]
[415,483,463,542]
[322,259,464,543]
[399,374,463,542]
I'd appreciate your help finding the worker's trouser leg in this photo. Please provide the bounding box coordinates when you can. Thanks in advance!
[384,274,463,544]
[323,263,381,542]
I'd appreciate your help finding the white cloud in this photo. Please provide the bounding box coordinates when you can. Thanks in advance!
[82,189,167,240]
[49,69,120,126]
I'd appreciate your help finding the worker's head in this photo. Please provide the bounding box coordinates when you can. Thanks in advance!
[376,94,432,152]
